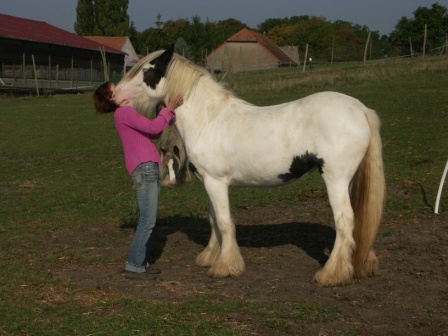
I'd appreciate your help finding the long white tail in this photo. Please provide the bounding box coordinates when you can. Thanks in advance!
[350,108,386,278]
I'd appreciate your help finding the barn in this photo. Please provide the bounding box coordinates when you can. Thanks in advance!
[0,14,125,93]
[83,36,139,71]
[205,28,299,73]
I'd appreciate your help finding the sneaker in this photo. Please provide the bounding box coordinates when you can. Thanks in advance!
[123,270,157,280]
[146,265,161,274]
[122,264,161,279]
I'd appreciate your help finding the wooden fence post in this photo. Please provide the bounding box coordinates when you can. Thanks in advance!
[48,55,52,89]
[56,64,59,89]
[100,48,108,81]
[31,55,39,96]
[331,38,335,65]
[71,56,74,87]
[90,59,93,84]
[435,160,448,214]
[302,44,308,72]
[423,24,427,58]
[22,52,26,82]
[364,32,371,65]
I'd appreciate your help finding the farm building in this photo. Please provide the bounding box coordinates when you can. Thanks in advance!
[205,28,299,73]
[83,36,139,70]
[0,14,125,93]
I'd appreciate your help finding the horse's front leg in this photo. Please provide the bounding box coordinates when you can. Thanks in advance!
[202,178,245,278]
[196,199,221,267]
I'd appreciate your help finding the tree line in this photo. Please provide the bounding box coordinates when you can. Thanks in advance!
[75,1,448,63]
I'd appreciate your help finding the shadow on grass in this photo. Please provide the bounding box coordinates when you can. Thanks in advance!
[121,215,335,267]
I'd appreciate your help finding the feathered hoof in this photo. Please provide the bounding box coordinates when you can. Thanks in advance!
[354,250,379,278]
[207,260,245,278]
[196,249,218,267]
[314,264,354,287]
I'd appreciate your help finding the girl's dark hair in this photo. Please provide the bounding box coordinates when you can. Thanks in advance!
[93,82,118,114]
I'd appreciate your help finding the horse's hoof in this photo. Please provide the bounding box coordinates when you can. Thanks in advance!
[207,261,244,278]
[314,266,353,287]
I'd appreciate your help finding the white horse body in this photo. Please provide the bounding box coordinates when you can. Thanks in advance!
[176,80,370,188]
[117,47,385,287]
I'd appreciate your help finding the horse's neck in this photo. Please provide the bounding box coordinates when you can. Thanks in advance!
[174,78,230,140]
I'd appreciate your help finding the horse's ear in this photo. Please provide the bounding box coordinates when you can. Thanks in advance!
[150,45,174,76]
[144,46,174,89]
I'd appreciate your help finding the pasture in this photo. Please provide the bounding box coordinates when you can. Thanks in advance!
[1,57,447,335]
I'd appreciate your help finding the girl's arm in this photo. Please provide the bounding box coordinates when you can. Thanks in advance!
[115,106,175,135]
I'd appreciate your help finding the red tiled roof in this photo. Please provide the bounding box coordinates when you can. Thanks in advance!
[225,28,297,65]
[0,14,123,54]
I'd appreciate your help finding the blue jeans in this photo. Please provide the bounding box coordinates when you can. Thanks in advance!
[125,162,160,273]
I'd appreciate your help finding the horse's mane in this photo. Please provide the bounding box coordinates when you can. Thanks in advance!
[163,53,213,100]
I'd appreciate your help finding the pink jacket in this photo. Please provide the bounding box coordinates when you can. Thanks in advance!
[114,105,175,175]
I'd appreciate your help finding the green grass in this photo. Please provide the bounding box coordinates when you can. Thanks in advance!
[1,56,448,335]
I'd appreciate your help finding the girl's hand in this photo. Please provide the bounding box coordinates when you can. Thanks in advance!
[168,96,184,110]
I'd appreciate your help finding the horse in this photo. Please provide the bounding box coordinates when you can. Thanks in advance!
[115,46,385,287]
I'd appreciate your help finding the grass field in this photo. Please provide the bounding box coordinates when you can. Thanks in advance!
[1,56,447,335]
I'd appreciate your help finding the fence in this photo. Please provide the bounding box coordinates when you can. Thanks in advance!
[0,50,124,96]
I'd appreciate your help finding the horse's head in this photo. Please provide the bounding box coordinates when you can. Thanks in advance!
[116,47,175,116]
[118,45,209,117]
[141,46,174,99]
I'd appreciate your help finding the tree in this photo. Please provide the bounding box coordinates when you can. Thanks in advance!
[268,17,334,62]
[258,16,309,34]
[389,3,448,56]
[74,0,130,36]
[129,21,138,50]
[174,37,195,61]
[94,0,130,36]
[74,0,95,35]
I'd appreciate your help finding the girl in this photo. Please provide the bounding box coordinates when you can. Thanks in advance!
[93,82,183,278]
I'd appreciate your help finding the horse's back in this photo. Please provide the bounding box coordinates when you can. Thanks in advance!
[240,91,372,151]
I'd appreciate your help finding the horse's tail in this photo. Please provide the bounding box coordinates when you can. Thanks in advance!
[350,108,385,278]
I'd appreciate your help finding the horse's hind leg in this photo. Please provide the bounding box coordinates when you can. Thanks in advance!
[314,178,355,286]
[202,178,245,278]
[196,200,221,267]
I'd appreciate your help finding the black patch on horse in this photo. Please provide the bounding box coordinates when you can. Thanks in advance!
[144,46,174,89]
[143,68,162,89]
[278,152,325,182]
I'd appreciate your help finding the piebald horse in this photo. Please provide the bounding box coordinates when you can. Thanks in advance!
[116,47,385,287]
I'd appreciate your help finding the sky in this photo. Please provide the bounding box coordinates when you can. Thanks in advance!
[1,0,446,36]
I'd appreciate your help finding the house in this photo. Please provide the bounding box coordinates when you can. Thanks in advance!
[83,36,139,70]
[0,14,125,91]
[205,28,299,73]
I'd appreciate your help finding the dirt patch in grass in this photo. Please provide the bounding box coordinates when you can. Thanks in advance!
[52,204,448,336]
